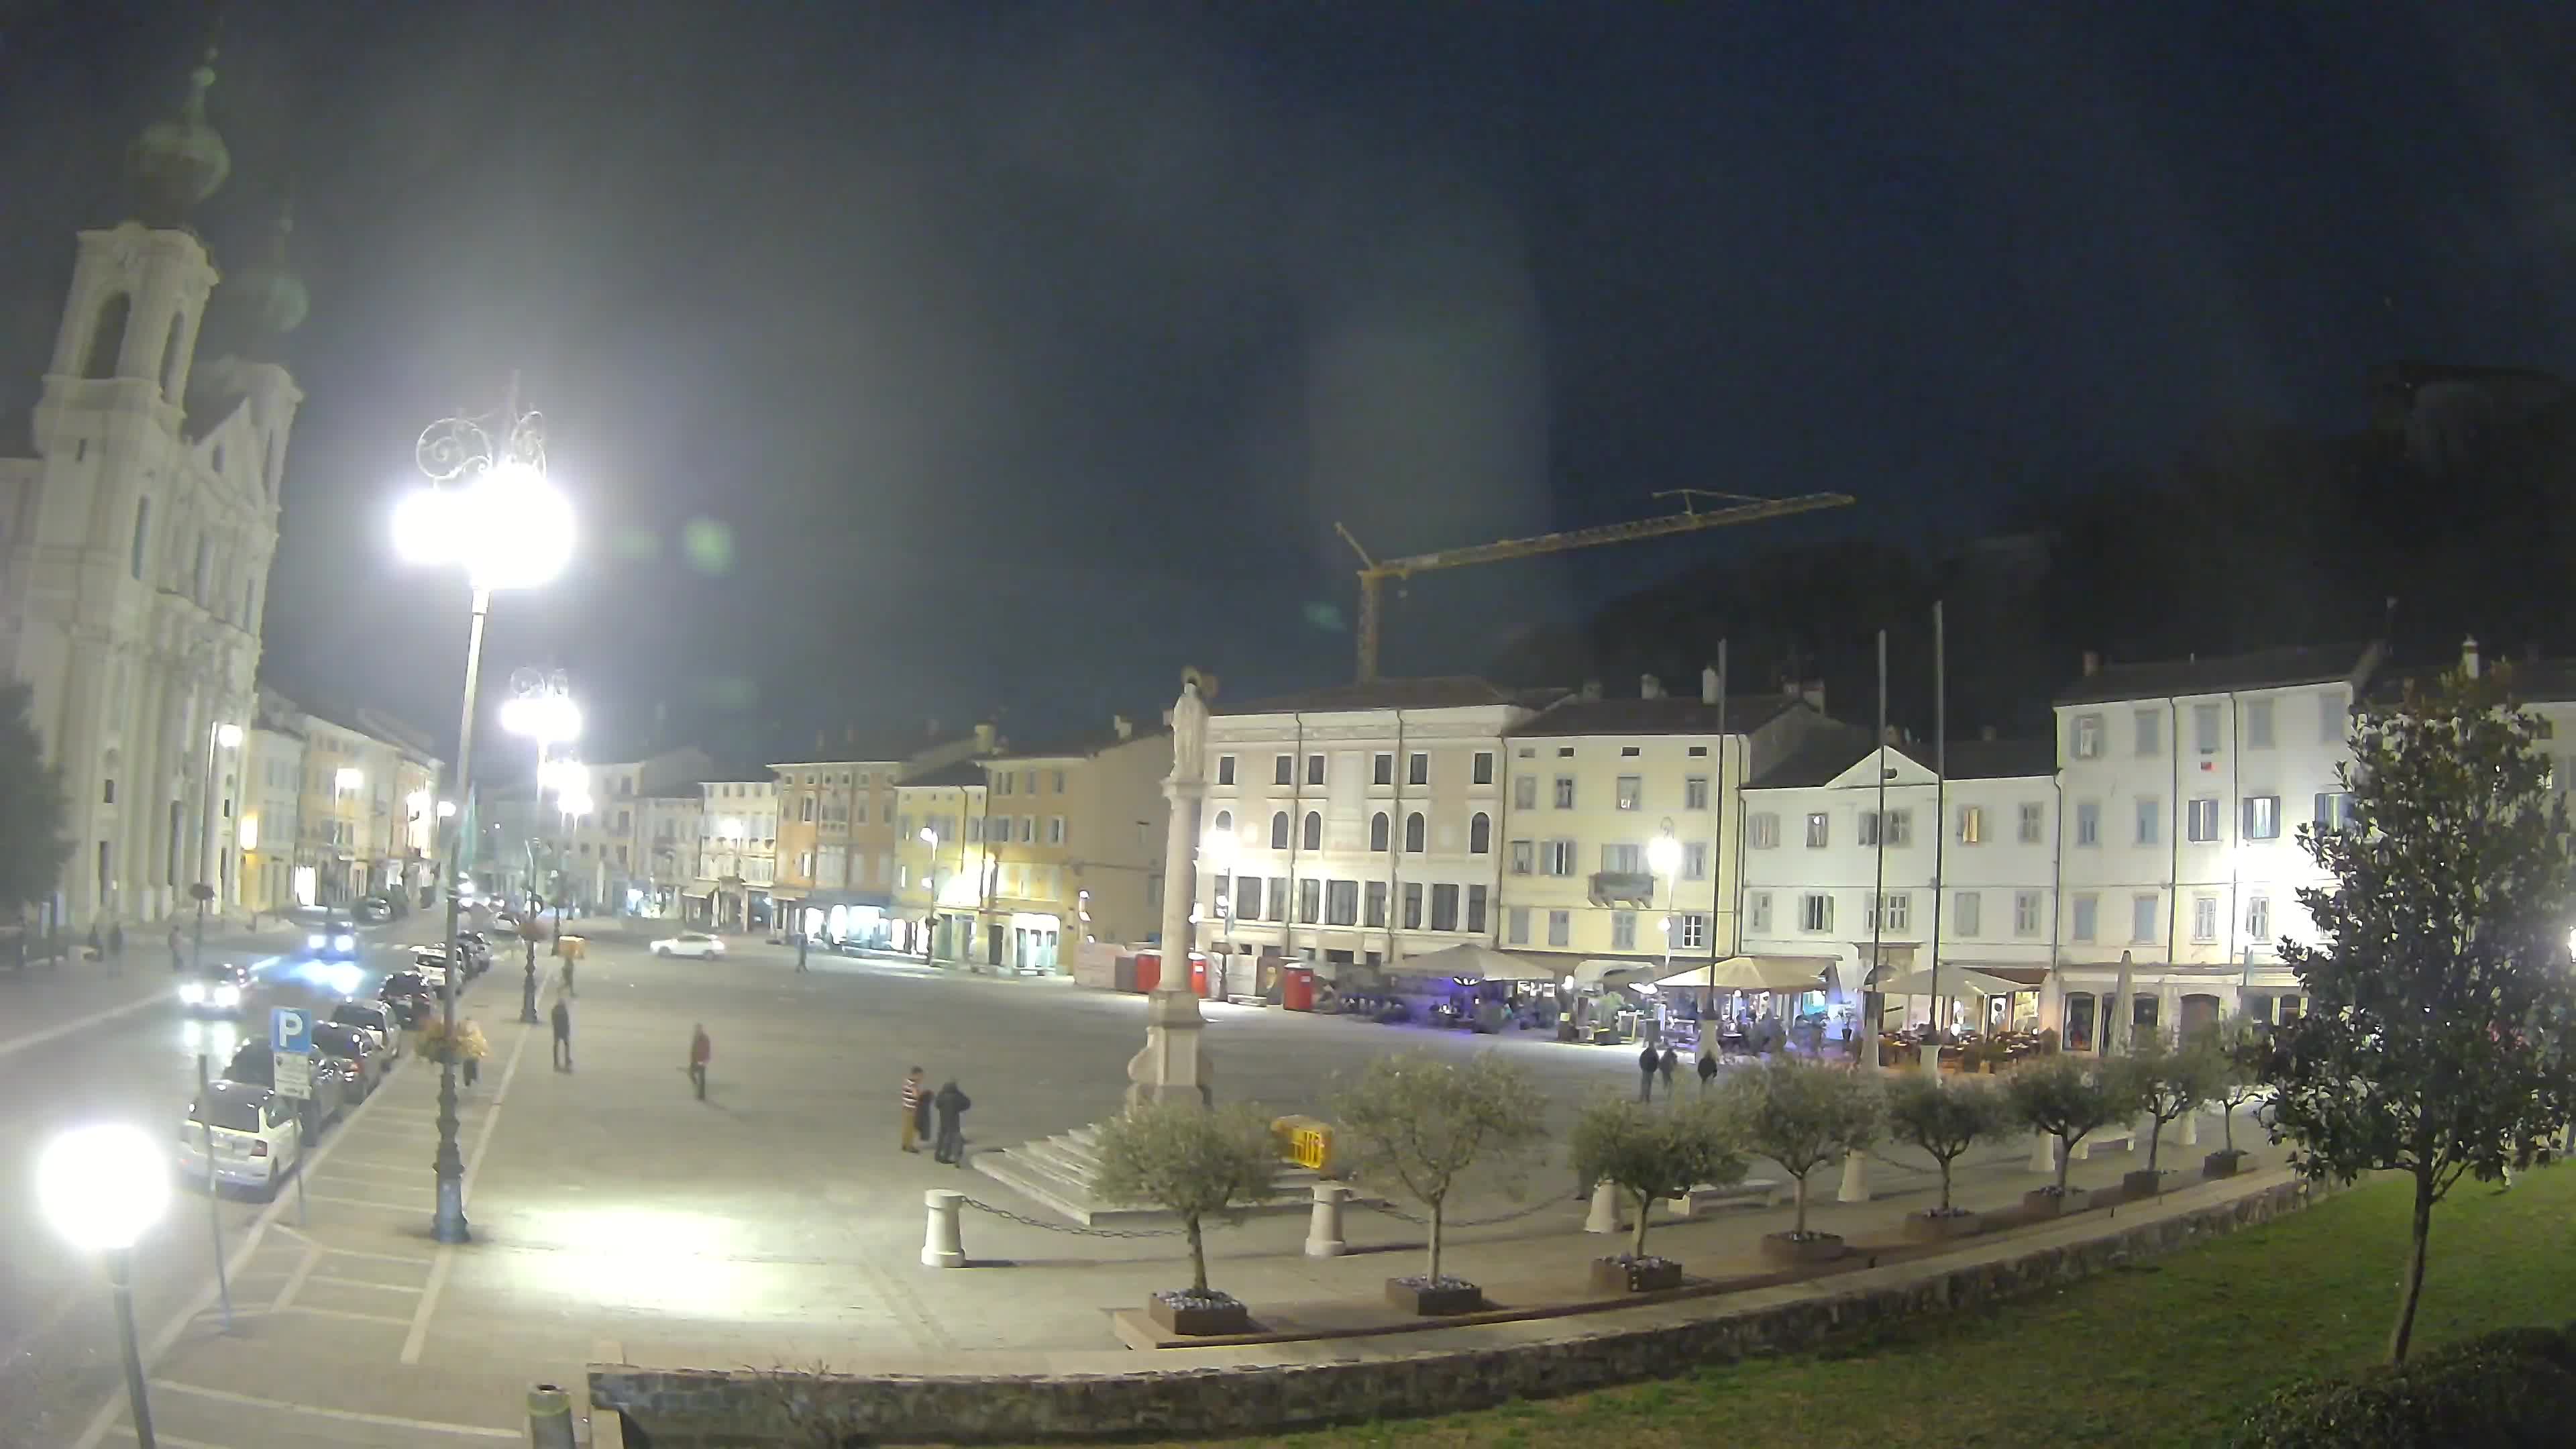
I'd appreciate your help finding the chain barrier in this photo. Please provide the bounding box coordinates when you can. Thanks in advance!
[953,1195,1185,1239]
[1355,1193,1570,1230]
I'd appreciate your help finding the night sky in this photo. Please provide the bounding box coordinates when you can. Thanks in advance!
[6,2,2575,765]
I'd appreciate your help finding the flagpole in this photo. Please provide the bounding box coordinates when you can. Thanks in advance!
[1927,599,1947,1065]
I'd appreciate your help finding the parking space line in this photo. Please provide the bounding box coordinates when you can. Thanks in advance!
[148,1381,519,1439]
[105,1430,233,1449]
[315,1155,420,1171]
[319,1244,436,1267]
[305,1192,420,1212]
[269,1244,323,1313]
[307,1275,425,1294]
[277,1303,413,1327]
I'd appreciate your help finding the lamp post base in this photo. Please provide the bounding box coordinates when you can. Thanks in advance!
[107,1249,158,1449]
[433,1063,470,1243]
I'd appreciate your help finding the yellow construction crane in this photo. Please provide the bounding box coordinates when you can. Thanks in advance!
[1334,490,1856,682]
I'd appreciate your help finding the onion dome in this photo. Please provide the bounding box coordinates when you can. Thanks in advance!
[223,199,309,344]
[127,49,230,227]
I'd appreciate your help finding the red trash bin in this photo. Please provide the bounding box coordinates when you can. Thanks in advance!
[1281,966,1316,1012]
[1133,951,1161,994]
[1189,953,1211,998]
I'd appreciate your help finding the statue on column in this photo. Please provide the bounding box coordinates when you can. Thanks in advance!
[1126,671,1216,1107]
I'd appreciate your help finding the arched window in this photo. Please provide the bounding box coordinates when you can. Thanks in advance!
[1404,812,1426,853]
[1469,812,1491,854]
[1270,812,1289,850]
[1301,811,1322,851]
[1370,812,1390,851]
[1212,809,1232,837]
[85,294,130,379]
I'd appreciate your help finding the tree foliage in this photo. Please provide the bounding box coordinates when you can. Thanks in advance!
[0,683,69,917]
[1093,1100,1282,1296]
[1570,1095,1743,1261]
[2196,1016,2271,1157]
[1720,1058,1882,1236]
[2261,665,2576,1364]
[1331,1051,1547,1285]
[2008,1053,2144,1193]
[1884,1073,2012,1214]
[2130,1035,2224,1175]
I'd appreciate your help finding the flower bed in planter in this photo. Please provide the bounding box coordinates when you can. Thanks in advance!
[2203,1148,2246,1179]
[1901,1208,1984,1242]
[1760,1231,1848,1265]
[1383,1275,1483,1316]
[1587,1254,1683,1294]
[1145,1289,1252,1336]
[2023,1185,2091,1218]
[2122,1169,2167,1198]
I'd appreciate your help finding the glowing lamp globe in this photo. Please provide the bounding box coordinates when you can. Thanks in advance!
[394,458,574,593]
[1646,835,1682,876]
[39,1124,170,1252]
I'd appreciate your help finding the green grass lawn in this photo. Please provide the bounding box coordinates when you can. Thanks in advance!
[1091,1165,2576,1449]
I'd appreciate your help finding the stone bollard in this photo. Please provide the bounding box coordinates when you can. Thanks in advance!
[1835,1146,1870,1203]
[1304,1183,1352,1257]
[921,1189,966,1269]
[1584,1180,1622,1234]
[2181,1105,2200,1146]
[526,1383,578,1449]
[2029,1130,2057,1175]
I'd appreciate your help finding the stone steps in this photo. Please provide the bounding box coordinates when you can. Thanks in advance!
[971,1121,1348,1227]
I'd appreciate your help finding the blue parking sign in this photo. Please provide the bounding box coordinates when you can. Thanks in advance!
[273,1006,313,1056]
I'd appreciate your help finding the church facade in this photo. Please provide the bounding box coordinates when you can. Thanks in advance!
[0,52,304,928]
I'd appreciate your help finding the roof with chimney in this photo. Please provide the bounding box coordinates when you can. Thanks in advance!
[2052,643,2379,705]
[989,717,1169,761]
[1213,676,1564,716]
[1509,692,1808,739]
[2363,640,2576,706]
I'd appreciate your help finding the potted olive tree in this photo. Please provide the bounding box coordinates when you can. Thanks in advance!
[1885,1072,2012,1240]
[1333,1052,1547,1316]
[2125,1035,2220,1197]
[1094,1099,1282,1336]
[1571,1095,1742,1293]
[2199,1017,2267,1178]
[1723,1057,1882,1265]
[2007,1054,2143,1216]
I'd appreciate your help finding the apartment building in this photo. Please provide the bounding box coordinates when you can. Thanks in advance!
[772,729,988,949]
[893,758,991,962]
[972,716,1171,974]
[1195,678,1558,985]
[246,696,442,910]
[238,686,307,914]
[1739,727,2058,1034]
[690,775,777,930]
[633,790,702,918]
[566,747,711,913]
[1497,672,1831,976]
[2048,644,2379,1049]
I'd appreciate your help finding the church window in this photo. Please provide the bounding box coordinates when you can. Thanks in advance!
[129,496,151,580]
[86,294,129,379]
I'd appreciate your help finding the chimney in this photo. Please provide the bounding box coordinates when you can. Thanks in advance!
[973,722,996,753]
[1883,724,1902,745]
[1112,714,1133,740]
[2462,635,2481,678]
[2081,650,2102,678]
[1580,679,1603,702]
[1640,674,1663,700]
[1701,666,1720,704]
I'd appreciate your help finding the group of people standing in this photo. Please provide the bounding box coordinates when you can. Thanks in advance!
[899,1065,973,1165]
[1638,1041,1723,1102]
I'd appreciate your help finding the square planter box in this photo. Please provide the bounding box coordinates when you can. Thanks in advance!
[1589,1255,1684,1294]
[2023,1187,2091,1218]
[1144,1293,1252,1337]
[1902,1210,1985,1242]
[1384,1277,1484,1316]
[1761,1232,1848,1266]
[2203,1149,2247,1180]
[2121,1169,2167,1199]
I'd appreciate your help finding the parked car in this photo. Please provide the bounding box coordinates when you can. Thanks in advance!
[307,914,360,963]
[353,896,395,924]
[310,1021,389,1099]
[378,969,437,1027]
[221,1038,347,1124]
[651,931,725,959]
[176,959,254,1016]
[176,1081,303,1198]
[328,1000,402,1061]
[451,932,492,976]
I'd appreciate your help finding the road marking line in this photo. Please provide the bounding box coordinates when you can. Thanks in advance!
[268,1244,322,1313]
[312,1155,419,1170]
[147,1381,519,1438]
[71,1046,420,1449]
[306,1274,424,1294]
[399,1010,533,1366]
[303,1193,421,1212]
[104,1430,233,1449]
[0,990,164,1060]
[276,1303,413,1327]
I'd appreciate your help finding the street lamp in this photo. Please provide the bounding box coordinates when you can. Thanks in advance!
[393,392,574,1245]
[40,1124,172,1448]
[1647,820,1682,1019]
[918,827,940,961]
[1201,826,1238,967]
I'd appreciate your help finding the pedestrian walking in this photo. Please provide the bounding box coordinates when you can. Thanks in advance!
[1658,1045,1678,1094]
[108,922,125,968]
[900,1066,928,1152]
[796,930,810,973]
[932,1079,972,1165]
[462,1018,484,1087]
[551,996,573,1071]
[1697,1049,1719,1092]
[559,951,577,998]
[86,922,102,965]
[688,1024,711,1101]
[1638,1042,1659,1103]
[168,924,185,973]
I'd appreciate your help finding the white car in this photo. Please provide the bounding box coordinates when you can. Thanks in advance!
[651,932,725,959]
[328,1000,402,1061]
[176,1081,303,1198]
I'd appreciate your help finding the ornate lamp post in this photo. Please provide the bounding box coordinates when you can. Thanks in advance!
[40,1124,171,1448]
[392,392,574,1244]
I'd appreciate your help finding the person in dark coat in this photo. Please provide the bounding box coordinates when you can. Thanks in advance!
[932,1079,972,1165]
[1638,1041,1660,1102]
[688,1024,711,1100]
[168,924,185,972]
[1658,1046,1679,1093]
[108,922,125,965]
[551,996,574,1071]
[1697,1049,1720,1091]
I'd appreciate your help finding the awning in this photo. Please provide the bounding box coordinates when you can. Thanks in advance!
[1654,955,1833,992]
[1383,944,1560,981]
[779,888,893,911]
[1571,957,1666,989]
[1872,965,2041,999]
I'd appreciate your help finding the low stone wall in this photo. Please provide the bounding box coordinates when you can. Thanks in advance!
[591,1175,2318,1446]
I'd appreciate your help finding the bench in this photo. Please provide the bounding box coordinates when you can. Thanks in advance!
[1663,1177,1790,1216]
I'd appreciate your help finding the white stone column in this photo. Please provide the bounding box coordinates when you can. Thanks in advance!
[1837,1147,1870,1203]
[1584,1181,1622,1234]
[1126,678,1214,1108]
[2029,1130,2057,1175]
[920,1189,965,1268]
[1303,1183,1351,1257]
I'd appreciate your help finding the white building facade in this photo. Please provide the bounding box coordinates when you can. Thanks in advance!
[691,776,777,930]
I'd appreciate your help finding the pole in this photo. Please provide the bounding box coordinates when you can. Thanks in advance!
[433,584,490,1245]
[195,728,217,973]
[1867,630,1888,1071]
[1708,639,1726,1022]
[107,1248,158,1449]
[1927,598,1946,1060]
[195,1053,233,1330]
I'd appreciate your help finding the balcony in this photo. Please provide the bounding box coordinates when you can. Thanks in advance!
[1588,871,1656,906]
